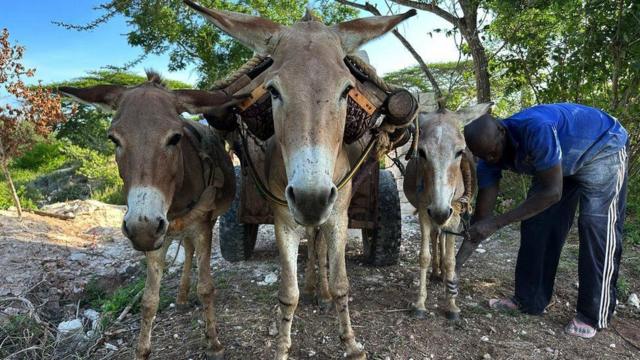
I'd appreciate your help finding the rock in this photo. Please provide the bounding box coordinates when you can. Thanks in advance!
[573,282,579,289]
[610,343,616,348]
[483,354,492,360]
[475,248,487,254]
[480,336,489,342]
[545,329,556,336]
[105,343,118,351]
[268,321,278,337]
[69,252,88,262]
[57,319,83,334]
[83,309,100,321]
[308,350,316,357]
[258,272,278,286]
[627,293,639,309]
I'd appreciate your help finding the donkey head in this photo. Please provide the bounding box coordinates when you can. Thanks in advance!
[416,104,492,225]
[59,73,229,251]
[185,1,415,226]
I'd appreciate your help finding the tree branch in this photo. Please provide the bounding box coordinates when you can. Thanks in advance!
[389,0,459,26]
[336,0,444,105]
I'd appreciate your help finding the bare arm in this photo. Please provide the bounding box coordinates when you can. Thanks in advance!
[468,164,563,243]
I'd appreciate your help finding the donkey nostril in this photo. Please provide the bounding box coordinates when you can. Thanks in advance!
[328,186,338,204]
[156,218,166,235]
[448,207,453,217]
[286,186,296,203]
[427,208,433,217]
[122,220,130,236]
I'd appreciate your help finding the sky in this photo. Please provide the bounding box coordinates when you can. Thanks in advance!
[0,0,462,86]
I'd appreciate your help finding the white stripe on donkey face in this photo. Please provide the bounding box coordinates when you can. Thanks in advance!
[122,186,169,251]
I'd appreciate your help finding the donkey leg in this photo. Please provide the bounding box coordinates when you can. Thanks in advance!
[412,210,433,318]
[302,229,318,305]
[176,238,195,310]
[274,215,301,360]
[439,232,447,282]
[135,241,170,360]
[443,228,461,321]
[194,221,224,360]
[316,231,332,313]
[322,213,365,360]
[429,226,442,282]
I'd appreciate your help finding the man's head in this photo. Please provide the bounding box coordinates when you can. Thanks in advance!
[463,113,507,165]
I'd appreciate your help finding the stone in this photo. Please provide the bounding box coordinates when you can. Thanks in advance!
[268,321,278,337]
[475,248,487,254]
[105,343,118,351]
[480,336,489,342]
[258,272,278,286]
[83,309,100,321]
[627,293,639,309]
[57,319,83,334]
[69,252,88,262]
[483,354,492,360]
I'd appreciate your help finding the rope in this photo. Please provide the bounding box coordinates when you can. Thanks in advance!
[210,54,267,90]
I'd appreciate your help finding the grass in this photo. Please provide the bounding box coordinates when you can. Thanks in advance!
[0,313,52,359]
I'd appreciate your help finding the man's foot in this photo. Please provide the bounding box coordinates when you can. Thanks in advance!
[488,298,518,311]
[564,318,596,339]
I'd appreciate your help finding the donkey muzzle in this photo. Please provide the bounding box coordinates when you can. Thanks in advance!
[285,182,338,227]
[123,186,169,251]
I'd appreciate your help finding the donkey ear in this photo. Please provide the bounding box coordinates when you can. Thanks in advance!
[183,0,284,55]
[333,10,416,53]
[174,89,238,115]
[57,85,126,111]
[456,102,494,126]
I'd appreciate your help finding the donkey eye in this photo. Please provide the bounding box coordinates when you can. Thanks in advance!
[340,85,353,101]
[267,85,281,100]
[108,135,120,147]
[455,150,464,158]
[167,133,182,147]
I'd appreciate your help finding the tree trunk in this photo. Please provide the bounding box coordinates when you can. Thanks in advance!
[459,0,491,103]
[1,160,22,217]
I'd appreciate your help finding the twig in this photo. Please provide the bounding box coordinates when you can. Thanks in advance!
[4,345,41,359]
[116,289,144,323]
[27,209,75,220]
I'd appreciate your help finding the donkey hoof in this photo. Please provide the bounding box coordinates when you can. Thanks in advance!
[318,298,333,314]
[205,349,224,360]
[445,311,461,321]
[410,304,427,319]
[346,350,367,360]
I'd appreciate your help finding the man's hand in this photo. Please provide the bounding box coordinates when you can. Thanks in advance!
[468,217,500,244]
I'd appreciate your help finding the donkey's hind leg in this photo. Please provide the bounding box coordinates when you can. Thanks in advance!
[176,237,195,310]
[195,219,224,360]
[302,229,318,305]
[430,226,442,282]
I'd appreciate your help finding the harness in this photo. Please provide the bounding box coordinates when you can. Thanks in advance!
[212,54,418,207]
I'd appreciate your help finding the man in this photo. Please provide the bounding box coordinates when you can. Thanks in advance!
[463,103,628,338]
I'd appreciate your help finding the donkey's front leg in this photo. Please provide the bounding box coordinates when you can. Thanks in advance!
[135,241,170,360]
[322,210,365,359]
[443,218,461,321]
[194,220,224,359]
[412,209,433,318]
[274,213,301,360]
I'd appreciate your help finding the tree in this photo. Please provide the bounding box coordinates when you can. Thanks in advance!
[55,0,356,87]
[0,29,65,216]
[389,0,493,103]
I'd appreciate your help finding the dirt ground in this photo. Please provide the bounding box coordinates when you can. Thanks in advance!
[1,195,639,359]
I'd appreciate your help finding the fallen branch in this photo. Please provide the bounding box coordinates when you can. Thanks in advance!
[27,209,75,220]
[116,289,143,323]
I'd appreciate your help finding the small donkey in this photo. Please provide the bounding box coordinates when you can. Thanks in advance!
[60,72,238,360]
[403,104,490,320]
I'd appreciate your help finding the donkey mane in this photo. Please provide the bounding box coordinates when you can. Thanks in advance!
[145,69,167,87]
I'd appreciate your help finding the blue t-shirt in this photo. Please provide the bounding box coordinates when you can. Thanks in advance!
[477,103,628,189]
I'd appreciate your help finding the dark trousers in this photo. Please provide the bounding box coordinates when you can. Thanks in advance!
[513,147,628,329]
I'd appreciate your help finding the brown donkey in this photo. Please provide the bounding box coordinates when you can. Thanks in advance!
[185,1,414,358]
[403,104,490,320]
[59,73,237,360]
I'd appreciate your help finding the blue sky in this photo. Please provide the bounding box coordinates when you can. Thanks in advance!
[1,0,461,86]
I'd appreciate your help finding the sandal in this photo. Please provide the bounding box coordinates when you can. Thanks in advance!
[488,298,518,311]
[564,318,596,339]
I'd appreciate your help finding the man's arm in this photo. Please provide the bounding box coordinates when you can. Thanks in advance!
[469,164,563,242]
[472,183,499,223]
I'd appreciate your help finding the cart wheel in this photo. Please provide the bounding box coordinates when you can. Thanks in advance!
[362,169,402,266]
[219,166,258,262]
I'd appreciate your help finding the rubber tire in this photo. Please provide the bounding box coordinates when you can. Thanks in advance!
[362,169,402,266]
[219,166,259,262]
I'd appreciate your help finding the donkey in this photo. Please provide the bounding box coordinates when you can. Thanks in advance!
[184,1,415,358]
[59,73,238,360]
[403,104,490,320]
